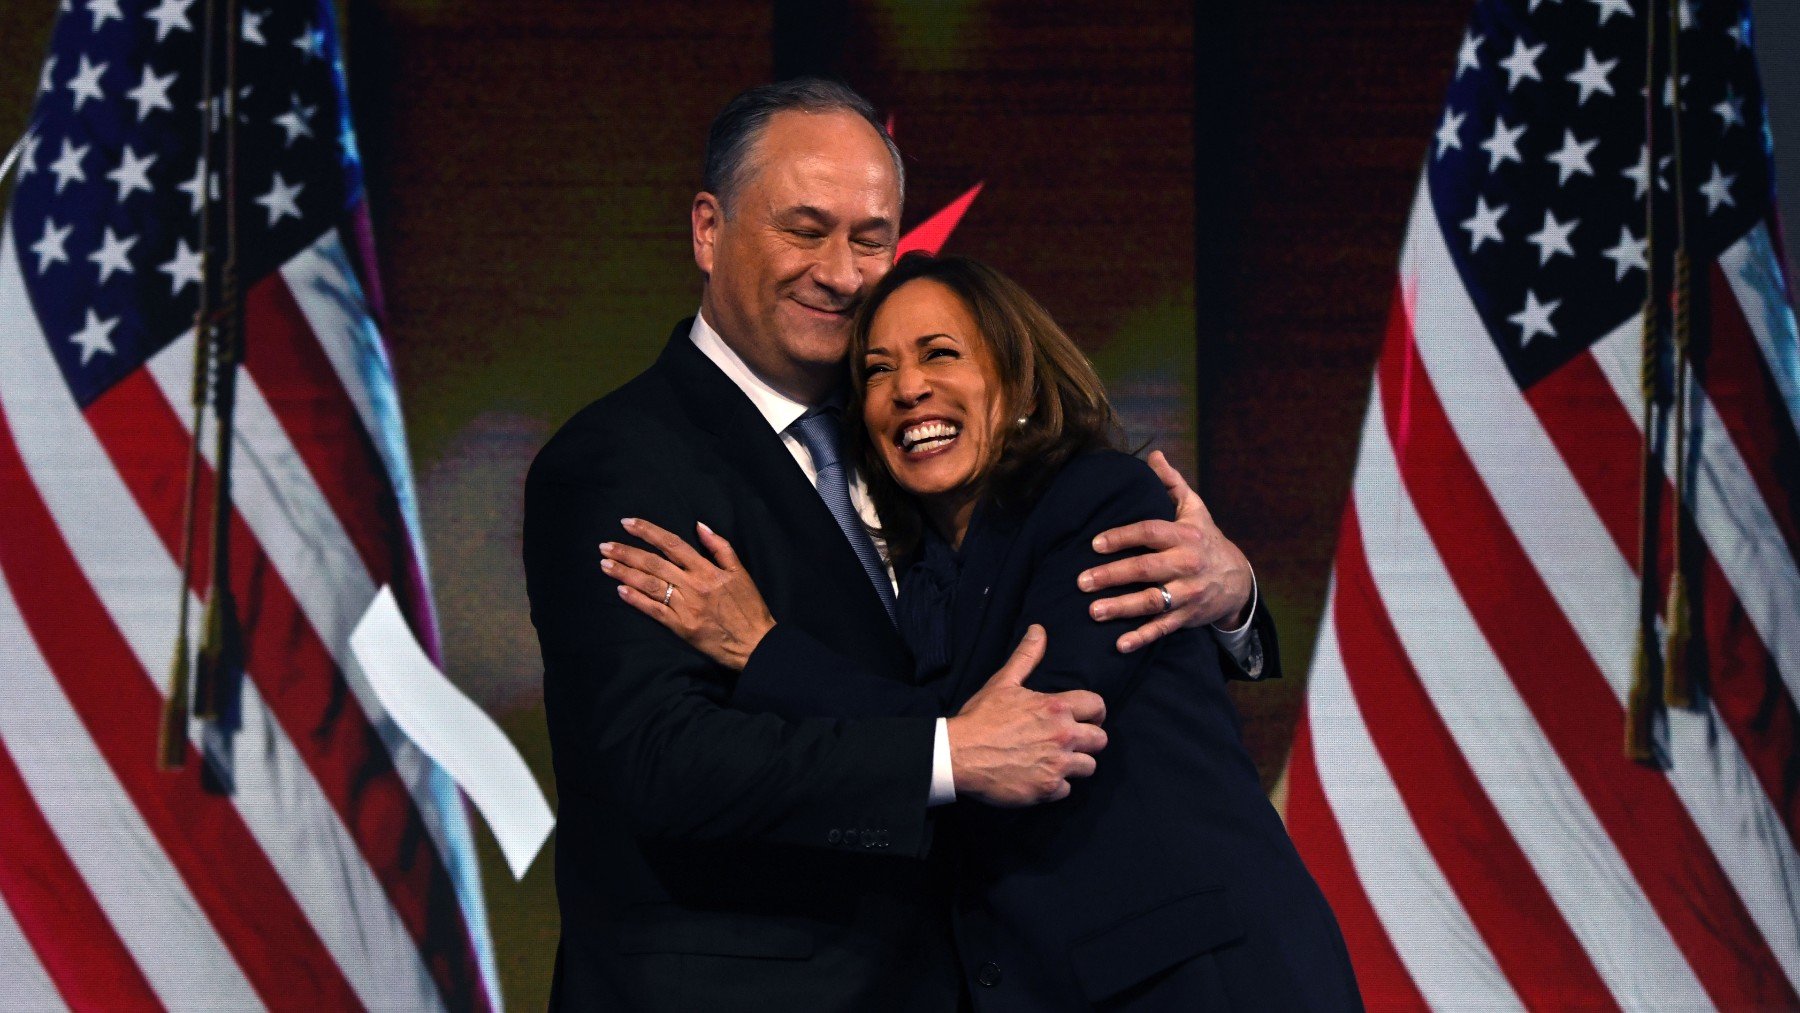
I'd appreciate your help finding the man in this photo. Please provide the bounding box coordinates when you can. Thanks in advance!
[525,78,1274,1011]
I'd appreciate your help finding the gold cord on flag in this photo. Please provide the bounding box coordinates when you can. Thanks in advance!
[1662,6,1696,708]
[158,0,222,771]
[1625,0,1700,764]
[159,0,246,777]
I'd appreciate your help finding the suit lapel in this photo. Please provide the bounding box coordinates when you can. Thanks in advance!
[944,505,1025,697]
[656,327,906,656]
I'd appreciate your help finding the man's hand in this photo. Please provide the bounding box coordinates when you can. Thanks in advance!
[1078,451,1253,654]
[946,626,1108,807]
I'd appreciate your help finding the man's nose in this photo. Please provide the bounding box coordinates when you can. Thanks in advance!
[811,235,859,298]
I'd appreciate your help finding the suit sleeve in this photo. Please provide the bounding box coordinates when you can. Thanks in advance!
[526,436,935,857]
[1217,599,1282,682]
[1012,455,1226,703]
[734,624,953,719]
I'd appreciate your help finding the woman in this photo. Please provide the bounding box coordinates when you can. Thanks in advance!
[604,255,1361,1011]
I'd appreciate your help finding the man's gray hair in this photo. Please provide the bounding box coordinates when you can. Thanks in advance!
[704,77,905,216]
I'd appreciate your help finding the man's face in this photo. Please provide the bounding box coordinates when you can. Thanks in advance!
[693,109,902,403]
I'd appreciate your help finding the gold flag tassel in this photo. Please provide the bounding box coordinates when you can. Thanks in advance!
[1626,0,1667,764]
[159,0,225,771]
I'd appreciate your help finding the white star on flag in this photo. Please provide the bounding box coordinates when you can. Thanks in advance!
[1499,38,1546,92]
[1700,163,1737,214]
[1461,196,1508,252]
[160,237,204,295]
[1526,209,1578,265]
[1661,73,1692,110]
[125,65,177,121]
[16,132,40,179]
[255,172,305,226]
[30,218,73,274]
[145,0,194,42]
[1623,145,1652,199]
[68,309,119,365]
[88,226,137,284]
[274,94,317,147]
[1481,116,1526,171]
[1601,226,1648,280]
[1436,109,1466,158]
[1546,130,1598,185]
[294,23,325,61]
[1714,85,1745,133]
[65,55,108,112]
[1457,32,1483,79]
[84,0,123,32]
[242,9,269,45]
[1508,289,1561,345]
[105,145,157,202]
[1589,0,1633,25]
[159,239,205,296]
[1566,49,1617,106]
[178,158,209,214]
[48,139,90,194]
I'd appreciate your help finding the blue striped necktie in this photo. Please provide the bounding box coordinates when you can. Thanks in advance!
[788,408,897,623]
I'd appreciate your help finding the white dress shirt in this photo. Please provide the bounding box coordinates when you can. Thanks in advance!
[688,311,1262,807]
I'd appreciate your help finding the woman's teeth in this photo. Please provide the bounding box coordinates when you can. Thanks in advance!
[901,420,960,454]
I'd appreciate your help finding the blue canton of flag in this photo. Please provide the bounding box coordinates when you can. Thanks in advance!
[10,0,362,408]
[1429,0,1770,389]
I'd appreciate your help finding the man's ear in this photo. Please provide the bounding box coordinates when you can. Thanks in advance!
[692,192,723,278]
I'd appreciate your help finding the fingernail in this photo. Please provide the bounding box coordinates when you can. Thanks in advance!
[621,517,638,528]
[600,559,614,571]
[1091,536,1108,553]
[598,542,614,553]
[1090,605,1107,621]
[616,586,629,598]
[697,521,714,536]
[1119,637,1138,654]
[1078,572,1095,591]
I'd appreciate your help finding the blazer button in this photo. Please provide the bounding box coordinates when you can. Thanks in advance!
[827,829,841,845]
[977,962,1002,988]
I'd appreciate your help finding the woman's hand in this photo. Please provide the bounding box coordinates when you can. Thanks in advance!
[600,518,776,670]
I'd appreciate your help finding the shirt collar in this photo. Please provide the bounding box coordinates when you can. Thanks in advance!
[688,310,841,433]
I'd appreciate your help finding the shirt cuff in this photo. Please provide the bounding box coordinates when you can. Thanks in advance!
[928,717,956,806]
[1211,564,1265,678]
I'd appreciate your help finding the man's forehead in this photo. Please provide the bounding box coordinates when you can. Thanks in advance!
[745,112,899,196]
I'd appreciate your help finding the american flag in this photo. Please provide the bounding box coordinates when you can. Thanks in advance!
[1283,0,1800,1008]
[0,1,498,1009]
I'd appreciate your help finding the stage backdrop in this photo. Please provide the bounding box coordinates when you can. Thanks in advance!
[2,0,1795,1008]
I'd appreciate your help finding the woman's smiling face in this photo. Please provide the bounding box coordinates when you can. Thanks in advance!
[860,278,1006,533]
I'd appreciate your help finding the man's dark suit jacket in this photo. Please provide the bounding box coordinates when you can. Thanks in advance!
[525,323,960,1011]
[740,452,1357,1011]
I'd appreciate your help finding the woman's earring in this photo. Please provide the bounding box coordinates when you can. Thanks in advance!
[1014,414,1030,427]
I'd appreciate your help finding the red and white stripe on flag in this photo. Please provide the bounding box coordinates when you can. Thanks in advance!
[1285,1,1800,1006]
[0,1,499,1006]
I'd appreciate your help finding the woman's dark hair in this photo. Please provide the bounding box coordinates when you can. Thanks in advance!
[846,254,1123,560]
